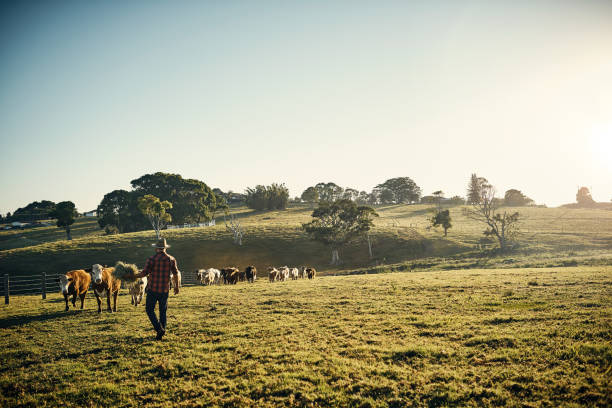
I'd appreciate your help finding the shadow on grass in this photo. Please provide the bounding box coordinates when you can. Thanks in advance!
[0,309,86,329]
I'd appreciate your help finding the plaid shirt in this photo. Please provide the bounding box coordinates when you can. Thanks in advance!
[142,251,179,293]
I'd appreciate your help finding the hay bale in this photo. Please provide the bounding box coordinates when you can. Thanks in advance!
[113,261,139,283]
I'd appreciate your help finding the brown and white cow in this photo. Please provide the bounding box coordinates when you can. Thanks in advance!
[58,269,91,311]
[306,267,317,279]
[222,267,240,284]
[129,276,147,306]
[267,267,279,282]
[90,264,121,313]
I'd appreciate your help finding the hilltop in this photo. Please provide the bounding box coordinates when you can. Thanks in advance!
[1,203,611,278]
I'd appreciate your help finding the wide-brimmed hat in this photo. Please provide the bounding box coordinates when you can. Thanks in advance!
[152,238,170,249]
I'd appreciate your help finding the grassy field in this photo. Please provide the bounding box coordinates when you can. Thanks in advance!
[1,204,611,278]
[0,266,610,407]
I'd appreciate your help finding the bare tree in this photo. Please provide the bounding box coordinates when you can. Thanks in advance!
[224,213,244,245]
[463,183,520,252]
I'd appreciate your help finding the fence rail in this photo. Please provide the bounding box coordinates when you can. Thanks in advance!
[2,271,200,304]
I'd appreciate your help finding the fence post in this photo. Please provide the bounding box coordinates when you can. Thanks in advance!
[4,274,8,305]
[42,272,46,300]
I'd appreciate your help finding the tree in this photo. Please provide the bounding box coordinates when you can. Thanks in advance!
[504,189,534,206]
[97,190,148,233]
[245,183,289,210]
[374,177,421,204]
[11,200,57,221]
[302,199,378,265]
[314,182,344,202]
[378,188,395,204]
[267,183,290,210]
[301,187,319,206]
[576,187,595,207]
[342,188,360,202]
[431,209,452,236]
[464,182,520,252]
[138,195,172,239]
[467,173,488,205]
[49,201,78,240]
[131,172,218,224]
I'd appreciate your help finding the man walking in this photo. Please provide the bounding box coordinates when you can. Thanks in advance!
[135,238,180,340]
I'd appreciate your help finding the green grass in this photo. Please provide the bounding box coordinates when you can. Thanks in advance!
[0,217,103,251]
[1,266,610,407]
[1,204,611,278]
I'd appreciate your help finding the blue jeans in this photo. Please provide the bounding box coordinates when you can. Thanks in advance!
[145,290,169,333]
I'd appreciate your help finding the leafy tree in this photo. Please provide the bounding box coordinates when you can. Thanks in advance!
[11,200,56,221]
[467,173,488,205]
[245,185,269,210]
[430,209,452,236]
[245,183,289,210]
[131,172,217,224]
[49,201,78,240]
[314,182,344,202]
[97,190,148,233]
[355,191,370,205]
[504,189,534,206]
[267,183,290,210]
[576,187,595,207]
[374,177,421,204]
[138,194,172,239]
[342,188,360,202]
[301,187,319,205]
[302,199,378,265]
[464,182,520,252]
[378,188,395,204]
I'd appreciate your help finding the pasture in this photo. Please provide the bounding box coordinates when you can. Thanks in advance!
[1,266,610,407]
[1,204,611,278]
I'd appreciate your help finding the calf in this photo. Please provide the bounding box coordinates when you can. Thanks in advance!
[90,264,121,313]
[58,269,91,311]
[290,267,299,280]
[245,266,257,283]
[129,276,147,306]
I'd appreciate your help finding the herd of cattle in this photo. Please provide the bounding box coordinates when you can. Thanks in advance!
[57,264,316,313]
[195,266,316,285]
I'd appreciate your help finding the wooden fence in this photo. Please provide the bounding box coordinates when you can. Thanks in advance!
[2,271,200,305]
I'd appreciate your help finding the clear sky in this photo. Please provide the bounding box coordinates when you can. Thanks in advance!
[1,0,611,214]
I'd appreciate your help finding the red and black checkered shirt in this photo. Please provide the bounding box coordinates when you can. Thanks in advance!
[142,251,179,293]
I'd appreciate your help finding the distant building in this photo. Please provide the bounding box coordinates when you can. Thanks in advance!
[83,210,97,217]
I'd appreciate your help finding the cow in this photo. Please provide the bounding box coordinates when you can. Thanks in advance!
[213,268,221,284]
[196,269,216,286]
[90,263,121,313]
[129,276,147,306]
[279,266,290,281]
[299,266,308,279]
[245,266,257,283]
[267,267,279,282]
[58,269,91,311]
[222,267,240,285]
[290,267,299,280]
[305,267,317,279]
